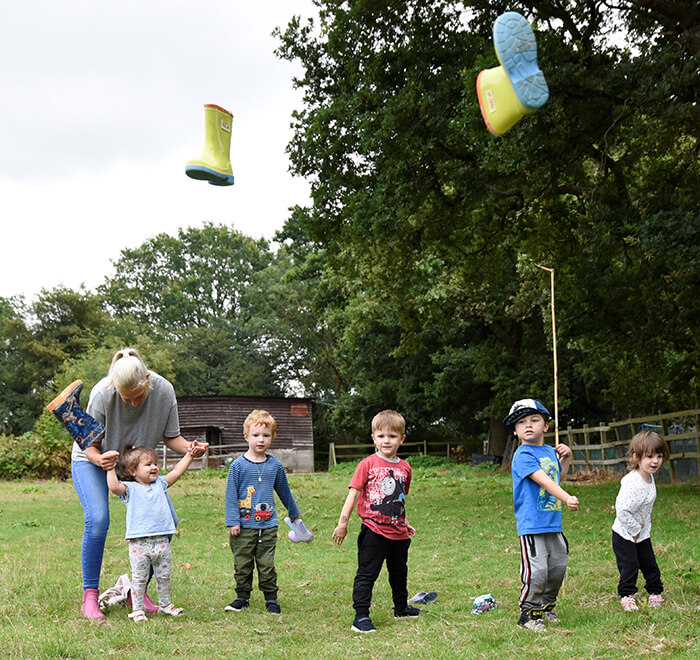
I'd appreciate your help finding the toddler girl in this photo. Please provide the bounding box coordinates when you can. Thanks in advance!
[106,444,194,621]
[611,430,670,611]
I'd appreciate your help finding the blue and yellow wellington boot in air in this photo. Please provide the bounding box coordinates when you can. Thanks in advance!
[477,65,532,136]
[477,11,549,135]
[493,12,549,111]
[47,380,105,450]
[185,104,235,186]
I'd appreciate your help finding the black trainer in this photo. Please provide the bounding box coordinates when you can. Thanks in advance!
[224,597,249,612]
[394,604,421,618]
[265,600,281,614]
[351,616,376,633]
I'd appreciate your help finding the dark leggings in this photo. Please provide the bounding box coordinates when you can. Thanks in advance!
[612,531,663,597]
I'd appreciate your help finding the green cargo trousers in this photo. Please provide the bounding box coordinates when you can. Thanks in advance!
[229,526,278,600]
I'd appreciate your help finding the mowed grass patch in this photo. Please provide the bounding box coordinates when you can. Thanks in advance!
[0,464,698,658]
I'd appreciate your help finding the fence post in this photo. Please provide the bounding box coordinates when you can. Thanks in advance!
[566,425,576,473]
[328,442,337,469]
[660,417,676,481]
[204,445,209,470]
[446,442,450,459]
[583,424,592,470]
[423,439,427,456]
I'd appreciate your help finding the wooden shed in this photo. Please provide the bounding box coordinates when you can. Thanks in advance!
[176,395,314,473]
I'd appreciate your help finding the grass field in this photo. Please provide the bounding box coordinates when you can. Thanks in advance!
[0,461,698,659]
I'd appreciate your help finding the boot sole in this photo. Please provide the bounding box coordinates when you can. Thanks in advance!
[493,12,549,110]
[47,379,83,411]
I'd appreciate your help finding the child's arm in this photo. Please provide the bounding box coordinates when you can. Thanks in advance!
[556,443,573,476]
[273,463,301,522]
[106,467,127,497]
[332,487,361,545]
[225,462,241,536]
[164,448,194,487]
[528,470,579,510]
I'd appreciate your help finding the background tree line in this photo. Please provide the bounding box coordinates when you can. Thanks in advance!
[1,0,697,475]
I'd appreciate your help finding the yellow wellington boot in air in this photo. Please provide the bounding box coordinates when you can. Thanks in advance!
[185,104,235,186]
[476,65,532,136]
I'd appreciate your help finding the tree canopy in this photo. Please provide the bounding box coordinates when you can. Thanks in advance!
[1,1,697,455]
[274,0,699,441]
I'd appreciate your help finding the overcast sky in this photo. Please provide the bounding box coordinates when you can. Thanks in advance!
[0,1,316,302]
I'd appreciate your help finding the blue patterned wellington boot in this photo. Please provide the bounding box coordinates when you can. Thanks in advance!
[47,380,105,450]
[493,11,549,110]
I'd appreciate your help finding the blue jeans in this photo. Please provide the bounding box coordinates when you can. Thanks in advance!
[72,460,110,591]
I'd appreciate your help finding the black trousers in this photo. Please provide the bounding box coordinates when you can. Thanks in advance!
[352,524,411,618]
[612,531,663,597]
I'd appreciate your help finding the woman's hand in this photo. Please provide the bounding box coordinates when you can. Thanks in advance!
[100,450,119,471]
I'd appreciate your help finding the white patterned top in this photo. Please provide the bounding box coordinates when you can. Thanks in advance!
[612,469,656,542]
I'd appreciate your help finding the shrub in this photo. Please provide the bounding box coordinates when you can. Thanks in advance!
[406,455,455,469]
[0,410,71,480]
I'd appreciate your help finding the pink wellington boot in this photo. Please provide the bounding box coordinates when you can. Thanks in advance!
[81,588,106,620]
[127,590,160,614]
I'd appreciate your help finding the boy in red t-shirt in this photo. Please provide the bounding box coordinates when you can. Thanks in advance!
[332,410,419,633]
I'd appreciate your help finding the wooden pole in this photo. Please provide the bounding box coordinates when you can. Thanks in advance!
[537,265,559,446]
[537,265,564,597]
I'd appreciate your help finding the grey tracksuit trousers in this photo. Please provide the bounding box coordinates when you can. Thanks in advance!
[519,532,568,615]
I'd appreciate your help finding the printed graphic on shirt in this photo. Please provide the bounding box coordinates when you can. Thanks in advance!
[239,485,255,520]
[238,484,273,522]
[366,467,407,524]
[253,501,273,522]
[537,456,561,511]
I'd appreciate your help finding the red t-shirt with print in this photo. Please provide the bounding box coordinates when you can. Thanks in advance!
[349,453,412,540]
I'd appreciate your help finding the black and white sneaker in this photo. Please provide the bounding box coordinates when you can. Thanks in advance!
[265,600,281,614]
[224,597,249,612]
[517,610,547,632]
[394,605,421,618]
[351,616,376,633]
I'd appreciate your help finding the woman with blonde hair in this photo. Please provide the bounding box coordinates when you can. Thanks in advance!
[67,348,207,619]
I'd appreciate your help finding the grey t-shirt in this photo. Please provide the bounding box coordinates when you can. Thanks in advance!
[71,371,180,462]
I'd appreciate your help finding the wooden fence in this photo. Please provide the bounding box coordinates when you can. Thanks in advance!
[549,408,699,482]
[328,439,474,469]
[327,409,700,482]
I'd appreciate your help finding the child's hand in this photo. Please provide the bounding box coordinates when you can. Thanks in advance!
[332,524,347,546]
[566,495,579,511]
[100,450,119,471]
[189,440,208,458]
[555,444,572,459]
[229,526,241,537]
[407,524,416,537]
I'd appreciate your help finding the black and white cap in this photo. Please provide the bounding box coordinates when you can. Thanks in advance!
[502,398,551,430]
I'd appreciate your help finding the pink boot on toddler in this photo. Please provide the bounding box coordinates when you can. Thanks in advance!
[127,591,160,614]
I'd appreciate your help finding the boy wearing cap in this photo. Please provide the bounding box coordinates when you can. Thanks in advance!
[503,399,579,632]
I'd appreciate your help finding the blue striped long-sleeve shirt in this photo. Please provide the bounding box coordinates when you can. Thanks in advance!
[225,454,300,528]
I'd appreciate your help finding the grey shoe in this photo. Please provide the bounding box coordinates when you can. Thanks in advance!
[518,611,547,632]
[543,610,559,624]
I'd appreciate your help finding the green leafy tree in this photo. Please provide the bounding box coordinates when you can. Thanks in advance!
[275,0,699,446]
[0,288,108,434]
[99,223,284,396]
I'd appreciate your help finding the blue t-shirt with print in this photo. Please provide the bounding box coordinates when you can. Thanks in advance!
[511,443,563,535]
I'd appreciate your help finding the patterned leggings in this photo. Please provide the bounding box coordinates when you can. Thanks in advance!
[129,536,172,611]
